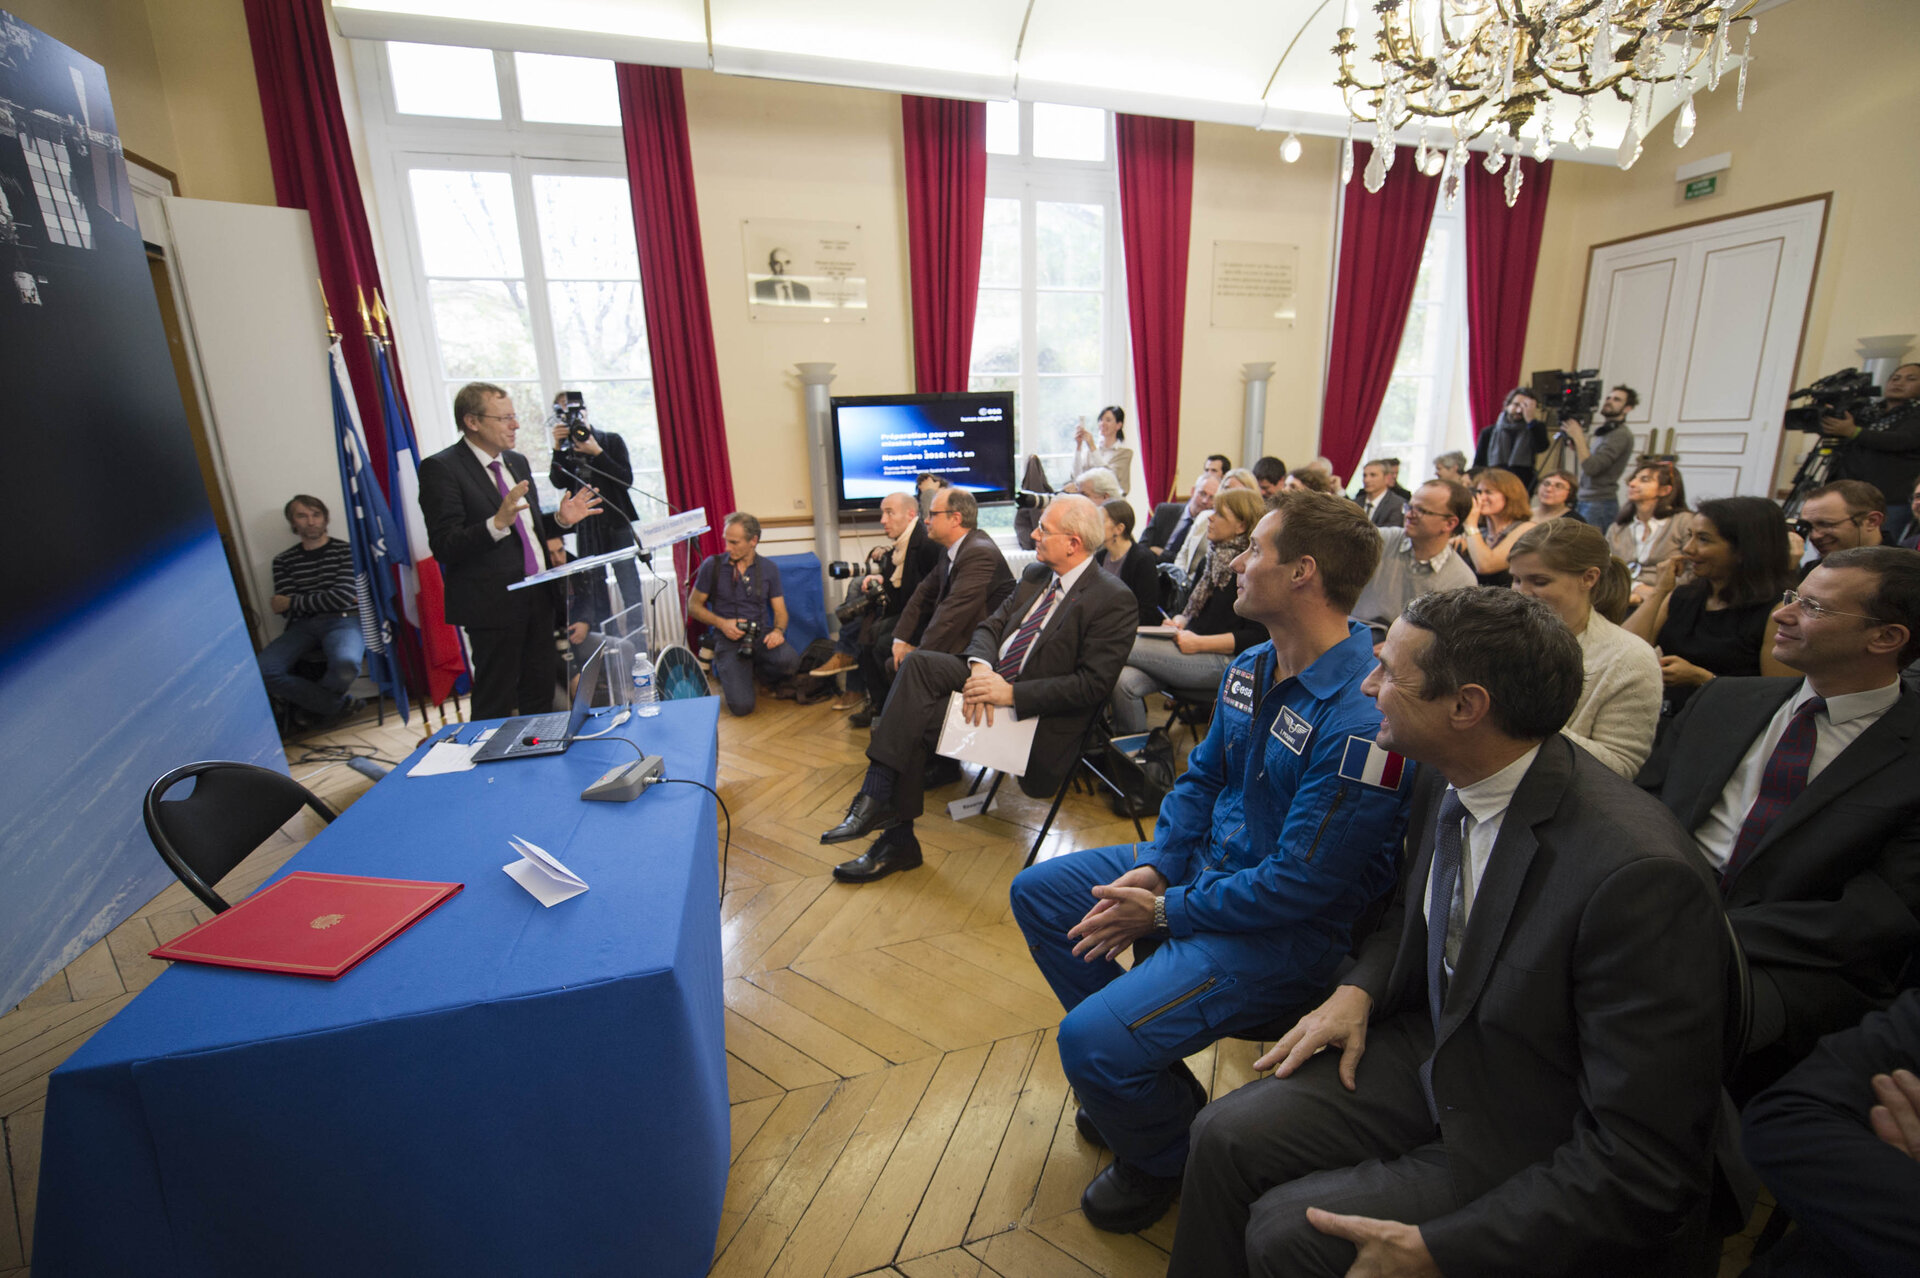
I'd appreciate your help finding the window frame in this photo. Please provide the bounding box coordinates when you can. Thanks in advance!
[971,101,1131,490]
[351,40,663,518]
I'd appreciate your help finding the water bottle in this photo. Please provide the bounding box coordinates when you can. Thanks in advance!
[630,650,660,717]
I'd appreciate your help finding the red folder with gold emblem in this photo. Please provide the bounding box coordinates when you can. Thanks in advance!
[149,871,463,979]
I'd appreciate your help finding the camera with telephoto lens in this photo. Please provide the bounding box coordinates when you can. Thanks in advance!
[835,579,884,625]
[735,619,762,657]
[825,560,864,579]
[554,390,591,448]
[1533,368,1603,426]
[1783,368,1881,433]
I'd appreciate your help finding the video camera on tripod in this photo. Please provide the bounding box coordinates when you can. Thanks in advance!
[1782,368,1880,434]
[1531,368,1604,428]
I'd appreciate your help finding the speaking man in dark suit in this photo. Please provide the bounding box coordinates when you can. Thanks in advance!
[1638,545,1920,1097]
[418,382,603,720]
[821,494,1137,883]
[1171,587,1727,1278]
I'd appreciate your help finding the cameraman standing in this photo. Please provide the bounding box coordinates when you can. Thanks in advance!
[1558,383,1639,526]
[1824,362,1920,513]
[548,391,642,618]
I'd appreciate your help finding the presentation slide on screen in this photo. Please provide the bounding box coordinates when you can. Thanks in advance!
[835,402,1013,500]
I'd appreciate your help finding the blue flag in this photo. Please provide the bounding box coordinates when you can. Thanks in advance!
[330,341,410,724]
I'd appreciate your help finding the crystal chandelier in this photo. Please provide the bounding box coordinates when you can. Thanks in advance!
[1334,0,1760,205]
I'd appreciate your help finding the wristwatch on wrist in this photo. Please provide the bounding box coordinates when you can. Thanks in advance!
[1152,895,1168,935]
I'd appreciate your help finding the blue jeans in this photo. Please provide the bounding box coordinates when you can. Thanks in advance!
[710,634,802,716]
[257,614,365,716]
[1111,635,1229,735]
[1578,498,1619,528]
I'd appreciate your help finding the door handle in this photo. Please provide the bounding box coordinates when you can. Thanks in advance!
[1664,428,1676,454]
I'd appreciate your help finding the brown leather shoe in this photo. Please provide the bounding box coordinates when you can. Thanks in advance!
[808,652,858,677]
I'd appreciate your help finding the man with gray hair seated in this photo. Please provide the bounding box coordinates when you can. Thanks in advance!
[820,494,1139,882]
[1068,467,1124,503]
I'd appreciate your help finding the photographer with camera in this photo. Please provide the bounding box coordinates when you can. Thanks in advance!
[1473,388,1550,490]
[1816,363,1920,510]
[1556,383,1639,526]
[547,390,642,613]
[687,512,800,716]
[818,493,940,719]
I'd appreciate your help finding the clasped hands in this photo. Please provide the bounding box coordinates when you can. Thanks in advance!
[959,661,1016,726]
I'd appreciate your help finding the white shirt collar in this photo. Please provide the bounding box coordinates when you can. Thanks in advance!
[1792,676,1902,726]
[1449,744,1541,827]
[1397,530,1456,571]
[1053,555,1093,596]
[465,436,506,472]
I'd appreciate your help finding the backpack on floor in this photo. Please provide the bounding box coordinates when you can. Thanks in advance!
[784,638,841,705]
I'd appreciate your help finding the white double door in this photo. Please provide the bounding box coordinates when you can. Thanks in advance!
[1576,197,1827,502]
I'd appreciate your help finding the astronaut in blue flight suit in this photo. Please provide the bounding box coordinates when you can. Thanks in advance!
[1010,491,1416,1234]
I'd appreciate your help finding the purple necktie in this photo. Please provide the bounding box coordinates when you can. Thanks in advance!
[1721,697,1825,891]
[995,579,1061,679]
[488,459,540,578]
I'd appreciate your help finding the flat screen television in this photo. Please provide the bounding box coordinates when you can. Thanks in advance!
[829,392,1017,512]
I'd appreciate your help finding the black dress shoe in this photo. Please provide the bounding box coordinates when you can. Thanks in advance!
[820,793,898,844]
[923,756,963,789]
[1075,1059,1208,1149]
[831,827,923,883]
[1080,1159,1181,1234]
[848,703,874,728]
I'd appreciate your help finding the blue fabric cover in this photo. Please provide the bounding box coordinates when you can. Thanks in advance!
[33,698,725,1278]
[767,550,827,649]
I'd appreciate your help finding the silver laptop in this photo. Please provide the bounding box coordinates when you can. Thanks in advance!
[472,641,606,763]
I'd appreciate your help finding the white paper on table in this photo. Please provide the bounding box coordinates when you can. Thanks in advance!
[935,692,1037,778]
[503,836,589,907]
[406,729,496,777]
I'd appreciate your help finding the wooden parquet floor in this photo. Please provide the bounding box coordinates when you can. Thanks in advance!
[1,685,1769,1277]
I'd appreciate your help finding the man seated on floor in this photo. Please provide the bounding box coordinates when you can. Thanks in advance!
[1009,490,1412,1235]
[1350,479,1477,643]
[858,487,1017,726]
[256,494,366,727]
[686,512,801,716]
[1638,545,1920,1098]
[819,494,1137,883]
[1171,587,1727,1278]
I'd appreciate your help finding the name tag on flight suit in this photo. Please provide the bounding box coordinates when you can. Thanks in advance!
[1270,705,1312,754]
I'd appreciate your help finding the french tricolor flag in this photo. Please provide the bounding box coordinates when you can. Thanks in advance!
[1339,736,1406,791]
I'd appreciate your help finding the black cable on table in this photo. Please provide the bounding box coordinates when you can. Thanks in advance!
[656,779,730,902]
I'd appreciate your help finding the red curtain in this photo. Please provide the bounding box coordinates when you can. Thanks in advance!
[616,65,737,574]
[1318,144,1440,481]
[243,0,399,486]
[1464,159,1555,436]
[901,97,986,393]
[1116,114,1195,503]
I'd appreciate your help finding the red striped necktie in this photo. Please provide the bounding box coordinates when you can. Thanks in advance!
[995,578,1061,679]
[1721,696,1825,890]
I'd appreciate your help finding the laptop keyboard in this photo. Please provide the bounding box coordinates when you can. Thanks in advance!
[516,712,569,743]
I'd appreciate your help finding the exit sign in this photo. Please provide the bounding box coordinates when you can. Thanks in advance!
[1684,175,1718,200]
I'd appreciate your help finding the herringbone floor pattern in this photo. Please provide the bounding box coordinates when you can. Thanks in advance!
[1,685,1768,1276]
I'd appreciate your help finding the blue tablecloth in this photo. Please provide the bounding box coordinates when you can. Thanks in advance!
[768,550,827,650]
[33,698,726,1278]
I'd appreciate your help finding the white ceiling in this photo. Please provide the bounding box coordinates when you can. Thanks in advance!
[330,0,1790,165]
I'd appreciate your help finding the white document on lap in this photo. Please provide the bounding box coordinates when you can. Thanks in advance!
[935,692,1037,777]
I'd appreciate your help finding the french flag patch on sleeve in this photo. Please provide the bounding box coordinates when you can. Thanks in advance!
[1339,736,1406,790]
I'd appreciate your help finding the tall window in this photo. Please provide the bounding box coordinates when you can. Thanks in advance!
[1353,192,1467,488]
[968,101,1128,502]
[354,43,666,520]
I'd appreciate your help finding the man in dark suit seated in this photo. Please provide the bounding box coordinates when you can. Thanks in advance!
[1741,989,1920,1277]
[1638,545,1920,1097]
[864,487,1016,725]
[1171,587,1727,1278]
[1011,490,1412,1234]
[820,494,1137,883]
[418,382,603,720]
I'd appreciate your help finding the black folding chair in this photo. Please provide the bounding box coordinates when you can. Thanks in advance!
[143,761,337,913]
[963,715,1148,867]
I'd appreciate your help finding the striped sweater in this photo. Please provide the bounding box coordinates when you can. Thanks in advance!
[271,538,357,620]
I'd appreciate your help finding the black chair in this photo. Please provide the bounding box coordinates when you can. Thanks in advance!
[143,762,337,913]
[964,715,1148,867]
[1160,688,1216,745]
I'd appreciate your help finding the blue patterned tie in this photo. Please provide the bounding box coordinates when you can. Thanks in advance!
[1420,789,1468,1122]
[995,579,1061,678]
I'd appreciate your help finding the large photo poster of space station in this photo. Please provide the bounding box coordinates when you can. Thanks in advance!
[0,12,281,1013]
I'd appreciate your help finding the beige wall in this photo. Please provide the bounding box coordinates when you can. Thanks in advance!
[10,0,273,204]
[1178,124,1340,492]
[682,72,915,522]
[1521,0,1918,398]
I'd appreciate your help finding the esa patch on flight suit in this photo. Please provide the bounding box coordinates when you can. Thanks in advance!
[1221,666,1256,715]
